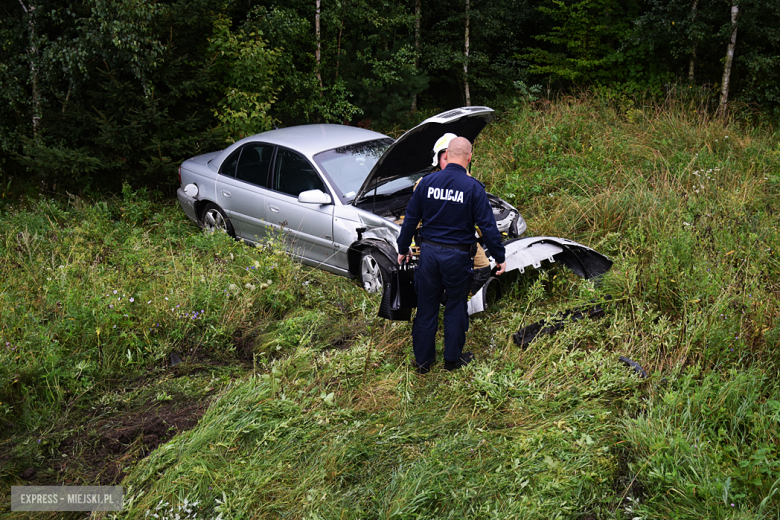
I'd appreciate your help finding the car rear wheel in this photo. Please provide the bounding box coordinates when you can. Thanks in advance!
[359,249,390,293]
[201,203,235,237]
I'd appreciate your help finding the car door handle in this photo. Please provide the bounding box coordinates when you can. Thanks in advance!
[268,204,280,213]
[221,190,231,198]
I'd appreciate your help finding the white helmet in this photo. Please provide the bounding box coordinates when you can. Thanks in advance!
[431,132,457,167]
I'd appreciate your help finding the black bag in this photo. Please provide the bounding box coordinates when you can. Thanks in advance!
[377,263,417,321]
[392,262,417,310]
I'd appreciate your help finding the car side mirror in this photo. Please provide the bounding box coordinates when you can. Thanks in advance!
[298,189,332,205]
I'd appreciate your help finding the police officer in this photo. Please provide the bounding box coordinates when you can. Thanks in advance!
[428,133,494,296]
[397,136,506,373]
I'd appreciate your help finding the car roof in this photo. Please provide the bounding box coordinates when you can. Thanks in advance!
[212,125,390,168]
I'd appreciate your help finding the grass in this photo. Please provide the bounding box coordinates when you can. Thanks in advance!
[2,93,780,518]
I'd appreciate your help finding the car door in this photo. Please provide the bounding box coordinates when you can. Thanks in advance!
[215,143,274,243]
[266,147,335,266]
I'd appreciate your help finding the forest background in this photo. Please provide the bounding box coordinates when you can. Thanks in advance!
[1,0,780,193]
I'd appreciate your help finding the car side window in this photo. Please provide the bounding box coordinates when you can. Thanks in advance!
[236,143,274,187]
[219,149,241,177]
[273,148,326,197]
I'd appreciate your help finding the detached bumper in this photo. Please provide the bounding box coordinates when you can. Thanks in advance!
[468,236,613,314]
[176,188,200,225]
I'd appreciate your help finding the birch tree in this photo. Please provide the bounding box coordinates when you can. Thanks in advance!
[411,0,421,112]
[464,0,471,106]
[688,0,699,82]
[17,0,41,140]
[315,0,323,92]
[718,3,739,117]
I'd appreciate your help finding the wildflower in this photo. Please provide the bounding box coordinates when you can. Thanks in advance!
[113,290,117,294]
[130,298,134,303]
[109,305,113,309]
[147,300,151,304]
[165,297,168,301]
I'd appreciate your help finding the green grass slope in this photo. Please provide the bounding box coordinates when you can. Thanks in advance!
[2,96,780,519]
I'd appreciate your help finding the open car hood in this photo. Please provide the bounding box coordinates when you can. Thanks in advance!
[353,106,496,203]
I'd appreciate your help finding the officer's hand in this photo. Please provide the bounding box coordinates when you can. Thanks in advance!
[495,262,507,275]
[397,253,409,265]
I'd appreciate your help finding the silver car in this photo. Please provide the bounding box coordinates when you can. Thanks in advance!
[176,107,611,313]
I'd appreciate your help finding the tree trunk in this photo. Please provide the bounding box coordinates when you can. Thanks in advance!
[410,0,421,112]
[464,0,471,107]
[19,0,41,140]
[335,19,343,81]
[718,4,739,117]
[315,0,322,93]
[688,0,699,82]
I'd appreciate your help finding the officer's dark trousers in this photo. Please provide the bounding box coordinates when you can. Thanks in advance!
[413,243,472,370]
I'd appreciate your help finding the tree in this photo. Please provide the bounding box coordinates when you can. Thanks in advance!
[718,3,739,116]
[520,0,640,86]
[208,16,279,141]
[1,0,226,188]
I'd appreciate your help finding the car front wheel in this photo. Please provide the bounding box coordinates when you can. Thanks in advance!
[201,203,235,237]
[359,249,390,293]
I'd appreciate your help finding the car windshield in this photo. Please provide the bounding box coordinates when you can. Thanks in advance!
[313,138,394,202]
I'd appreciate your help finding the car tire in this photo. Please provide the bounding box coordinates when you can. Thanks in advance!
[201,203,235,237]
[359,248,390,293]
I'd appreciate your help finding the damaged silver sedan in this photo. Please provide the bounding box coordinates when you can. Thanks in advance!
[176,107,612,314]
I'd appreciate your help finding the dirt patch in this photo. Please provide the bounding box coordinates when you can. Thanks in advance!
[39,400,208,485]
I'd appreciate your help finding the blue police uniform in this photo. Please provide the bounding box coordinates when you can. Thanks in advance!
[397,163,506,370]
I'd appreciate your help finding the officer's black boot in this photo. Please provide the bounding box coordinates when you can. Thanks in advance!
[444,351,474,371]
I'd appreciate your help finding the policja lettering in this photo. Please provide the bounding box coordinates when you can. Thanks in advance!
[427,187,464,203]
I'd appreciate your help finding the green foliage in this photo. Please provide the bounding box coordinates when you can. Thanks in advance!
[245,6,362,125]
[0,186,312,434]
[520,0,642,85]
[208,16,280,142]
[1,0,225,189]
